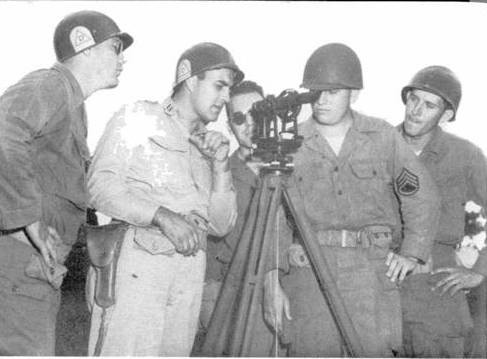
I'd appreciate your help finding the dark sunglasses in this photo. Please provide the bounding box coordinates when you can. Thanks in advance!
[230,111,248,126]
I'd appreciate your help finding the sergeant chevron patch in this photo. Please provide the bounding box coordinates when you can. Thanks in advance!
[396,168,419,196]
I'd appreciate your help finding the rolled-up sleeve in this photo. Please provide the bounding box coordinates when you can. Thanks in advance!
[207,175,237,236]
[88,105,160,226]
[389,131,441,263]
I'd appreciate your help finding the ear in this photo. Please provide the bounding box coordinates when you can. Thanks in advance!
[350,89,360,104]
[439,108,454,124]
[184,76,197,93]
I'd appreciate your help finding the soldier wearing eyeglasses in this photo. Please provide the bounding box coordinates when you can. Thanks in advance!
[195,80,286,356]
[0,10,132,356]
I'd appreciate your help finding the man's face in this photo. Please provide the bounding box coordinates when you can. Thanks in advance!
[90,37,125,89]
[403,89,448,138]
[191,68,234,123]
[228,92,263,149]
[311,89,352,126]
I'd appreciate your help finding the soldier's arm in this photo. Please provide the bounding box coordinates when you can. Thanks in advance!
[191,131,237,237]
[87,105,162,226]
[428,145,487,296]
[0,77,66,229]
[467,147,487,277]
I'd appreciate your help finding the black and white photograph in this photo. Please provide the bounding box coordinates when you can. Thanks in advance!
[0,1,486,357]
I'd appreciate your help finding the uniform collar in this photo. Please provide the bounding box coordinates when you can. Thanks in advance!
[420,126,444,156]
[52,63,84,108]
[162,97,207,137]
[397,123,444,157]
[300,110,381,140]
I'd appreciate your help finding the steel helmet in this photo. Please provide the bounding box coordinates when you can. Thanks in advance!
[173,42,244,89]
[401,65,461,121]
[54,10,133,62]
[301,43,363,90]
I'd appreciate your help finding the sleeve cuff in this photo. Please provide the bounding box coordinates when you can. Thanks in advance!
[399,235,433,264]
[0,204,41,230]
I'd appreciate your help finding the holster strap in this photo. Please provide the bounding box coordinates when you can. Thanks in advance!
[316,226,392,248]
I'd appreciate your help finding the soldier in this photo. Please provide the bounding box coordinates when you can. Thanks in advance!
[198,80,277,355]
[264,43,440,357]
[87,42,241,356]
[0,11,132,355]
[398,66,487,357]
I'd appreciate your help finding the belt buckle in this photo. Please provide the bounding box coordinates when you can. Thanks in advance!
[341,230,347,247]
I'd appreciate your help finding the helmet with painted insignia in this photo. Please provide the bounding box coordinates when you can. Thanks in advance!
[54,10,133,62]
[401,66,461,121]
[173,42,244,90]
[301,43,363,90]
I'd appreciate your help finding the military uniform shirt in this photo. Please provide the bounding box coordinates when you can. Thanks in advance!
[400,126,487,275]
[0,63,89,244]
[293,111,440,263]
[88,99,237,252]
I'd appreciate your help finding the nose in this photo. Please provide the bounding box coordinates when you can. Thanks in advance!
[316,91,330,105]
[246,113,254,128]
[221,87,230,103]
[411,101,423,116]
[117,52,126,65]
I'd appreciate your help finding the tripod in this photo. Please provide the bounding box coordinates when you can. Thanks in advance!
[201,163,365,357]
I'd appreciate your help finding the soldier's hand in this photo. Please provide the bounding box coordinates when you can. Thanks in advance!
[190,131,230,162]
[25,221,59,270]
[431,267,485,296]
[152,206,200,256]
[385,252,418,283]
[263,269,292,335]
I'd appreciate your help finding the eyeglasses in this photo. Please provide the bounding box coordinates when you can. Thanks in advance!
[112,40,123,55]
[230,111,247,125]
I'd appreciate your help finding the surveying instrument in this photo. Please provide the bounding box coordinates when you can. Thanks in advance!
[201,90,365,357]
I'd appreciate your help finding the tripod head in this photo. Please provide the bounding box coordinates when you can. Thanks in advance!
[250,89,318,173]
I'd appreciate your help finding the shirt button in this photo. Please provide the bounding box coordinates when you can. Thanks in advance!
[338,190,343,195]
[334,166,339,172]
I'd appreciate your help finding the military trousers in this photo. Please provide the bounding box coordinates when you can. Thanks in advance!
[0,235,60,356]
[280,243,402,357]
[87,228,206,356]
[401,244,473,358]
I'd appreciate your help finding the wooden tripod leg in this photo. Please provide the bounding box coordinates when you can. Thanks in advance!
[230,174,282,356]
[201,181,264,355]
[282,176,365,357]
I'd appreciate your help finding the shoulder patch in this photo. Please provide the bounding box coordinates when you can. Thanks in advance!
[396,167,419,196]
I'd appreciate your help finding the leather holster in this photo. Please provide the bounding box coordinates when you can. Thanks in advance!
[80,221,129,308]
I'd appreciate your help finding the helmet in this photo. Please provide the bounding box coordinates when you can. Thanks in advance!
[301,43,363,90]
[54,10,133,62]
[173,42,244,89]
[401,66,461,121]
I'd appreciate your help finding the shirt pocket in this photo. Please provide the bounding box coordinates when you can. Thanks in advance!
[348,160,392,218]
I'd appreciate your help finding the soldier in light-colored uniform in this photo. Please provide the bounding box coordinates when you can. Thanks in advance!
[87,42,242,356]
[264,43,441,357]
